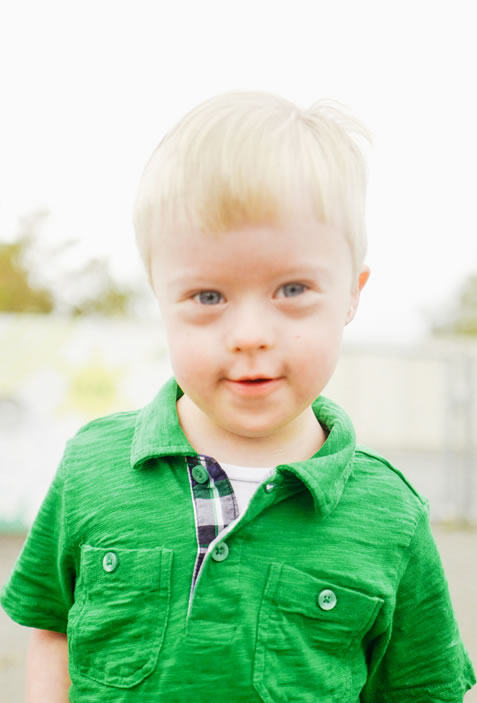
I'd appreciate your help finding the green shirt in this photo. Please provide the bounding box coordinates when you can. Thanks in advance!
[1,377,475,702]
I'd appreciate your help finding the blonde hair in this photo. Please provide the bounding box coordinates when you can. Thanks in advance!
[134,91,371,283]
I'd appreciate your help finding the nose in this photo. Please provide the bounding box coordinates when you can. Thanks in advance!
[226,301,275,353]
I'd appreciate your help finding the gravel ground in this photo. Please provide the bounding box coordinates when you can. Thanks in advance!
[1,528,476,701]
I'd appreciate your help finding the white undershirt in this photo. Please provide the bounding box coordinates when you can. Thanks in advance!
[220,463,275,516]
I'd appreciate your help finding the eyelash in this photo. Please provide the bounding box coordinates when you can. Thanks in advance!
[192,283,308,305]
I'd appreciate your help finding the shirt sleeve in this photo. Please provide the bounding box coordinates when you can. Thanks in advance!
[362,504,476,702]
[0,454,75,633]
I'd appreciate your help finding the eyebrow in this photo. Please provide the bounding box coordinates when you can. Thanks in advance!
[167,265,331,287]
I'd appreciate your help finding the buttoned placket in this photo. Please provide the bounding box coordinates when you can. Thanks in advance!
[185,476,279,622]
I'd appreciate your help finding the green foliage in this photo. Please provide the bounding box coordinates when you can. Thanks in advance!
[0,237,54,313]
[0,211,143,316]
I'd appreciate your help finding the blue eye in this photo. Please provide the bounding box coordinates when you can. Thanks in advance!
[279,283,307,297]
[194,291,223,305]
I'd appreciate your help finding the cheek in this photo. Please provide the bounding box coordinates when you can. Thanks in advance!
[163,328,189,374]
[292,318,345,369]
[166,336,212,383]
[293,310,345,345]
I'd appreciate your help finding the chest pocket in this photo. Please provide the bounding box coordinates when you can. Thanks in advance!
[253,563,383,703]
[68,545,173,688]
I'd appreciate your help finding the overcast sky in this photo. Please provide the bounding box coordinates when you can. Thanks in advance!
[1,0,476,343]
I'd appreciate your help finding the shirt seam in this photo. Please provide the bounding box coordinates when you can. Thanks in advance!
[377,675,475,700]
[355,447,427,505]
[392,501,429,589]
[62,443,74,557]
[0,606,68,634]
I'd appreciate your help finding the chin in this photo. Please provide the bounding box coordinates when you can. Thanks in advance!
[225,421,281,439]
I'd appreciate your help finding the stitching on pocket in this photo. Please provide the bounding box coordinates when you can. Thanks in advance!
[253,563,383,703]
[69,545,173,689]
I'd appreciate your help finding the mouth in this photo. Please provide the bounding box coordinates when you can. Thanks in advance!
[224,377,283,395]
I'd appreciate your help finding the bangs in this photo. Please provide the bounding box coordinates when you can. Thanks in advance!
[134,92,370,279]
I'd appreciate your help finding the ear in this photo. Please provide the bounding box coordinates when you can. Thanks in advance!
[345,266,370,325]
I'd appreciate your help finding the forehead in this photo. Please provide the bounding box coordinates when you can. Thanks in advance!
[151,218,352,289]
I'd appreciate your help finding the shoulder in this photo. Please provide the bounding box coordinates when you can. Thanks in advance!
[354,445,426,504]
[61,408,140,473]
[54,409,144,531]
[350,444,428,534]
[74,407,139,441]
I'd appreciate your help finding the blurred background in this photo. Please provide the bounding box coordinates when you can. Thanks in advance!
[1,0,476,699]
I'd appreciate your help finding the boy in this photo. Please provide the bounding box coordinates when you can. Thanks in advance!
[2,91,475,702]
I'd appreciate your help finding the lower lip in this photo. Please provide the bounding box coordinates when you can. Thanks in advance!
[224,378,283,396]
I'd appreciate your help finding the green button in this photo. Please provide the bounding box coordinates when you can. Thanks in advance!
[211,542,229,562]
[103,551,119,573]
[192,465,209,484]
[317,589,337,611]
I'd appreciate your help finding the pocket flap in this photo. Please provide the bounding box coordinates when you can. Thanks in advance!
[269,563,383,634]
[80,545,164,594]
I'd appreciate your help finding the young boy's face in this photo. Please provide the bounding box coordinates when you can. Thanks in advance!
[151,217,367,446]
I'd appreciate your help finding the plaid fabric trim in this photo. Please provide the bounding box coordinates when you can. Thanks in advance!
[186,455,239,600]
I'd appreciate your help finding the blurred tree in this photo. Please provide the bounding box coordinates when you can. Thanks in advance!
[61,258,138,317]
[0,212,54,313]
[0,210,145,316]
[431,272,477,336]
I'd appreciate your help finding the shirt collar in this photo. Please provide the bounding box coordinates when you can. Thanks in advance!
[131,376,195,466]
[131,376,356,518]
[276,396,356,518]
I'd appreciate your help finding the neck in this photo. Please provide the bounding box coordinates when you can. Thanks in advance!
[176,395,326,467]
